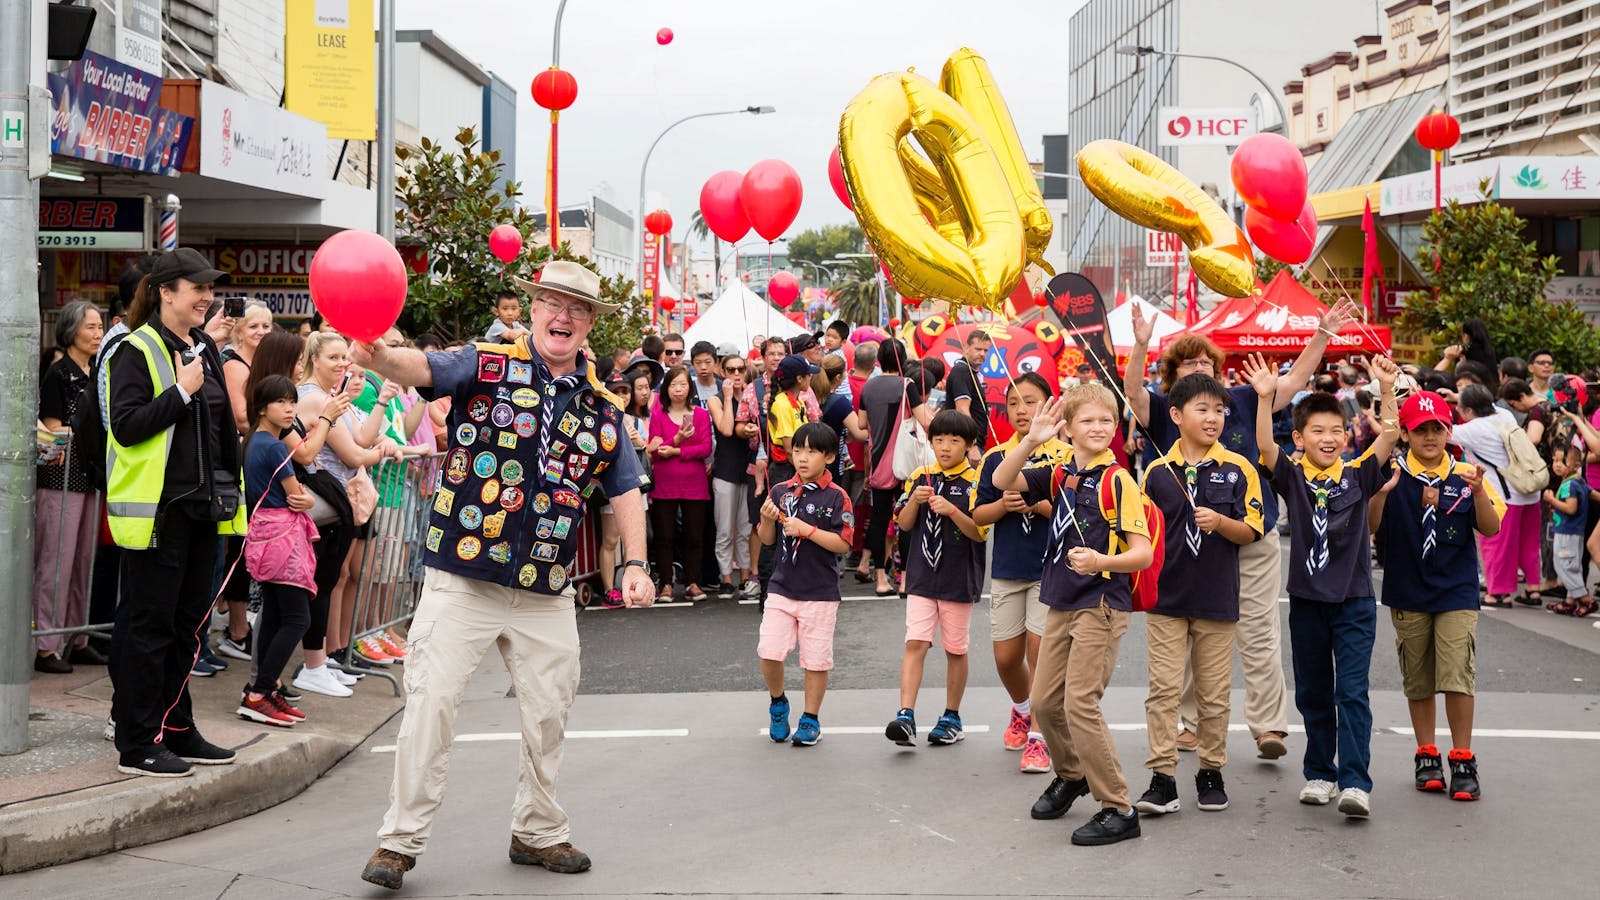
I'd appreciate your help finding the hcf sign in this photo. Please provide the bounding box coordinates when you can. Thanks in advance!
[1157,107,1258,146]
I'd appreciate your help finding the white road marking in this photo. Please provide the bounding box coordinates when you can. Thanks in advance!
[369,729,689,753]
[753,726,993,736]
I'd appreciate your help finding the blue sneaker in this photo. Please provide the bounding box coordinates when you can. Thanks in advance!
[885,708,916,746]
[768,696,791,743]
[792,713,821,746]
[189,655,219,678]
[928,712,964,745]
[199,640,228,671]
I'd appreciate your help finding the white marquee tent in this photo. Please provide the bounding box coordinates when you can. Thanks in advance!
[682,280,806,350]
[1106,295,1184,350]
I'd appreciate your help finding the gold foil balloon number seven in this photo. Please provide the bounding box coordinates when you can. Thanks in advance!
[838,48,1051,315]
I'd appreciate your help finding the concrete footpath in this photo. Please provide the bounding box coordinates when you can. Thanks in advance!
[0,654,404,875]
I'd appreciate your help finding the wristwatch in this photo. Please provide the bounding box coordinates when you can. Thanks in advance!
[623,559,649,572]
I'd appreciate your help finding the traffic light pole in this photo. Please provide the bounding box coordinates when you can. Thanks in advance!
[0,0,40,755]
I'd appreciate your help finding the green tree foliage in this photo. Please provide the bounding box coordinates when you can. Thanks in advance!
[833,276,881,325]
[395,127,647,354]
[1256,256,1310,286]
[786,224,866,270]
[1398,194,1595,370]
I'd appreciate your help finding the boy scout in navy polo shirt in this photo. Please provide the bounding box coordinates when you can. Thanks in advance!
[991,383,1154,847]
[975,372,1069,774]
[1243,351,1401,819]
[885,410,988,749]
[755,423,854,747]
[1135,374,1264,818]
[1369,391,1504,802]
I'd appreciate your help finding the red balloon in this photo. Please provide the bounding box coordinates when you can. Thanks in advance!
[1415,111,1460,152]
[659,297,676,312]
[768,271,800,307]
[530,68,578,111]
[1246,201,1317,266]
[656,27,673,45]
[698,171,750,243]
[1230,134,1308,221]
[889,317,901,328]
[644,209,673,236]
[827,146,853,211]
[741,159,803,242]
[309,230,407,343]
[488,224,522,263]
[1034,289,1048,308]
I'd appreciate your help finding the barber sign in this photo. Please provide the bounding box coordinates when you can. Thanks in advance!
[1157,107,1259,146]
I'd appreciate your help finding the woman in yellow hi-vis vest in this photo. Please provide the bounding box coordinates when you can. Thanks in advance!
[104,248,247,778]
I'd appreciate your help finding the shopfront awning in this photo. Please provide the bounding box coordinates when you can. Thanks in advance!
[1306,86,1444,253]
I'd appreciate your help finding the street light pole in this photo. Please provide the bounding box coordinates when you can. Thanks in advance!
[1118,45,1288,134]
[636,106,775,291]
[376,0,395,241]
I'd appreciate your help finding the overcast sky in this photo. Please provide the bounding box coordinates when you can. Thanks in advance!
[394,0,1089,249]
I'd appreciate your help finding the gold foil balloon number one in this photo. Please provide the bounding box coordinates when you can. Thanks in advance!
[838,48,1052,315]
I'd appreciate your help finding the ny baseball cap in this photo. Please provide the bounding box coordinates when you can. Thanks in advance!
[1399,391,1453,431]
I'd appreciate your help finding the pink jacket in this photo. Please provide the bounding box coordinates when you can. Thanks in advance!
[244,507,319,594]
[648,402,713,500]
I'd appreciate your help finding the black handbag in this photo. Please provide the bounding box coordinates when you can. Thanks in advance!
[207,468,243,522]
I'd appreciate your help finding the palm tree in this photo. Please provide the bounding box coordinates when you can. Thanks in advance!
[834,276,880,325]
[689,210,720,296]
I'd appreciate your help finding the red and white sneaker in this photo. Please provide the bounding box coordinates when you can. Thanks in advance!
[377,634,407,660]
[1003,707,1032,751]
[356,637,395,665]
[270,691,307,722]
[1020,736,1052,773]
[237,693,296,727]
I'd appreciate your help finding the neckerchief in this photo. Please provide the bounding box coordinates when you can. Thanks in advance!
[780,472,833,564]
[538,362,584,481]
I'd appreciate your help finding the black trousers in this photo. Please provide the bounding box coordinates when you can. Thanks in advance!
[650,498,709,588]
[88,543,122,654]
[305,516,353,650]
[110,505,218,754]
[254,581,311,694]
[865,487,899,569]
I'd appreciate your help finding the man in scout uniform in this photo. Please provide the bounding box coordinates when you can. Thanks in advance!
[351,260,652,890]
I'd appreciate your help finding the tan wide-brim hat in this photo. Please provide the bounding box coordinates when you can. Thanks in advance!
[512,259,618,314]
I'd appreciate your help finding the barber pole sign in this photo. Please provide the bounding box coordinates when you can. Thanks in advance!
[159,202,178,250]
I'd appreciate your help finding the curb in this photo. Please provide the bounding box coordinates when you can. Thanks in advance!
[0,726,371,874]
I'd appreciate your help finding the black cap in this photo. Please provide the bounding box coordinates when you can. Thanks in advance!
[147,247,228,286]
[787,332,818,354]
[777,354,819,381]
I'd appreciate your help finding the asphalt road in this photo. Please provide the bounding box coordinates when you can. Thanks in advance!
[5,537,1599,899]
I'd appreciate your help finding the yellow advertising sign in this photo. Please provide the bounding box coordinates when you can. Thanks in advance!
[285,0,375,141]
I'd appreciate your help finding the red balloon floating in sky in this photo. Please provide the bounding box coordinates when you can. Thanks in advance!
[488,224,522,263]
[656,27,674,45]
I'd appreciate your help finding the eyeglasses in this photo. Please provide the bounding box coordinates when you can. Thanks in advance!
[724,365,746,374]
[1532,359,1555,366]
[535,296,594,322]
[1178,357,1215,372]
[664,348,684,357]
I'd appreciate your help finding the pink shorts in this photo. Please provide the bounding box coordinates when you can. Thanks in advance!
[905,595,975,655]
[757,594,840,671]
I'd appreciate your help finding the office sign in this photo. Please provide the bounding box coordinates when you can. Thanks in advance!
[1158,107,1258,146]
[38,196,150,250]
[46,51,192,175]
[285,0,376,140]
[199,81,328,198]
[117,0,163,76]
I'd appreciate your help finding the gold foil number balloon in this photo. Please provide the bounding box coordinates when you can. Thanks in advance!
[1076,139,1256,298]
[839,48,1047,315]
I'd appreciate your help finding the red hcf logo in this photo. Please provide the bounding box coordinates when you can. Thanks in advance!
[1167,116,1193,138]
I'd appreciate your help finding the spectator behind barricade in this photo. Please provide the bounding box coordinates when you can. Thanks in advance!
[648,366,714,601]
[1454,383,1540,607]
[710,348,756,600]
[945,327,993,458]
[595,372,638,609]
[1438,317,1499,390]
[213,300,275,665]
[1527,349,1555,397]
[859,339,933,596]
[690,340,721,408]
[486,290,529,342]
[813,354,867,483]
[32,300,106,674]
[641,333,665,372]
[105,248,243,776]
[788,331,825,369]
[824,319,852,368]
[238,375,318,727]
[662,332,686,370]
[293,332,398,699]
[846,342,879,580]
[413,333,451,452]
[1500,356,1529,388]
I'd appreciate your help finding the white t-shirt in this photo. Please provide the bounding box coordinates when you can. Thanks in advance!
[1454,407,1539,505]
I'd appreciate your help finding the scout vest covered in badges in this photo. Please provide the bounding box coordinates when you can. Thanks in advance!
[425,342,626,593]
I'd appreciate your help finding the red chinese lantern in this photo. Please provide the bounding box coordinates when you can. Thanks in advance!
[643,209,673,236]
[656,27,674,45]
[531,68,578,111]
[1415,111,1460,152]
[660,297,676,312]
[1033,289,1049,308]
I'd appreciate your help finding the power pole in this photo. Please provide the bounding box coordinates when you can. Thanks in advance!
[376,0,395,242]
[0,0,40,755]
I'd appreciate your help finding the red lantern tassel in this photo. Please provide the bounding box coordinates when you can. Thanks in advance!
[547,109,560,248]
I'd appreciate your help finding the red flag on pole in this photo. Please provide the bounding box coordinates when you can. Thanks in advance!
[1360,197,1383,321]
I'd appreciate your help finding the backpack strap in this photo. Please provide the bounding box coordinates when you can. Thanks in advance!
[1097,464,1131,558]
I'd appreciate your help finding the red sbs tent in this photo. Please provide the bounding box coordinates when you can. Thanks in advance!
[1163,270,1389,359]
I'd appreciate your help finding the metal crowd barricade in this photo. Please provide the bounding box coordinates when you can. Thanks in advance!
[30,430,115,653]
[343,452,443,695]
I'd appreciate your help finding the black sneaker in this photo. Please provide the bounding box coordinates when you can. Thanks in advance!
[1448,750,1480,801]
[278,683,302,703]
[1030,775,1090,820]
[1195,768,1229,811]
[33,653,72,674]
[1414,744,1445,792]
[164,730,237,766]
[885,708,916,746]
[117,745,193,778]
[1071,807,1141,846]
[1135,772,1179,815]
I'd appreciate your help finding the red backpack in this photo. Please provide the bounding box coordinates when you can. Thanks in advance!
[1096,465,1165,613]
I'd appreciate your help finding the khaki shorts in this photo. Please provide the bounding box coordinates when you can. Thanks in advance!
[991,578,1047,642]
[1392,608,1478,700]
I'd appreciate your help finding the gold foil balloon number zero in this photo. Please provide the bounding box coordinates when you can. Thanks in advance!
[1076,139,1256,298]
[838,49,1051,315]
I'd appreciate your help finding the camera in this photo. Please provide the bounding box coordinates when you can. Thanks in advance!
[222,296,246,319]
